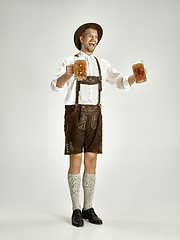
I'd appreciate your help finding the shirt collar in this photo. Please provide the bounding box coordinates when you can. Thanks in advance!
[79,51,94,59]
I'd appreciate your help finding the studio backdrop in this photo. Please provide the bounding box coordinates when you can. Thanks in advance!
[0,0,180,224]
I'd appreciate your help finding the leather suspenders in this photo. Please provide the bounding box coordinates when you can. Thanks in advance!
[75,56,102,106]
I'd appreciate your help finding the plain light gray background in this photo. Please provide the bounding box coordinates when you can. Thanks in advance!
[1,0,180,239]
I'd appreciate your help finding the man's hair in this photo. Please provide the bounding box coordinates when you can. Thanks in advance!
[81,25,98,36]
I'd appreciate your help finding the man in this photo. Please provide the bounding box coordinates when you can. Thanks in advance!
[51,22,137,227]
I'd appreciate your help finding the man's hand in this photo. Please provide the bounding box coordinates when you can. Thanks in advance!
[56,65,74,88]
[66,64,74,76]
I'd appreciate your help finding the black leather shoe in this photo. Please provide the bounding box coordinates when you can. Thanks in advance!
[72,209,84,227]
[82,208,103,225]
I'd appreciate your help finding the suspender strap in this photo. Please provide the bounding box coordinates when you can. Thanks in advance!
[75,81,80,105]
[94,57,102,78]
[94,57,102,105]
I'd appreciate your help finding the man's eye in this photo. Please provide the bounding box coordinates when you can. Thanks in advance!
[88,34,98,39]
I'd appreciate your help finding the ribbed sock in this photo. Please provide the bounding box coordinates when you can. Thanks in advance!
[82,172,96,210]
[68,173,81,211]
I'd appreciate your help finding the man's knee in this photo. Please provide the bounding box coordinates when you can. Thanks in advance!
[84,152,97,173]
[69,153,82,174]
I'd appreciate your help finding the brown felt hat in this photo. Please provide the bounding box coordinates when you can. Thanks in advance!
[74,22,103,50]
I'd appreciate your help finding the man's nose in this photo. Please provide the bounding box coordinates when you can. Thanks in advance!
[91,35,95,41]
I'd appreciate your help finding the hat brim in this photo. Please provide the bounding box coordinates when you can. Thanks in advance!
[74,22,103,50]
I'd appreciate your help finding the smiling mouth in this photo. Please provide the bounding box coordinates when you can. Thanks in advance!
[89,42,95,47]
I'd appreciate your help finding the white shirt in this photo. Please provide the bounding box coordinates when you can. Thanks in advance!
[51,51,130,105]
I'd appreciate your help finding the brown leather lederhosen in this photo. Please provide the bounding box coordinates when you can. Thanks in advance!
[64,55,103,155]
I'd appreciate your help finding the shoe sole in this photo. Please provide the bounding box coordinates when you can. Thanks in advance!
[82,215,103,225]
[72,221,84,227]
[89,220,103,225]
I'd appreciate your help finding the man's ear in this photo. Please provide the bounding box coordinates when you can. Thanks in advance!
[80,36,83,44]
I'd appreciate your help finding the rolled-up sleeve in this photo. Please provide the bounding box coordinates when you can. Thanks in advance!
[50,59,68,91]
[105,60,130,91]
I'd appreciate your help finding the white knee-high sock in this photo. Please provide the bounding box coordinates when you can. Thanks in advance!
[82,172,96,210]
[68,173,81,211]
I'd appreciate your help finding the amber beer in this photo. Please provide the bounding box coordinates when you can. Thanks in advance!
[132,60,147,83]
[74,59,87,81]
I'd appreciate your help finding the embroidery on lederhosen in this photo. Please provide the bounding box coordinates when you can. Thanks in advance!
[65,141,74,154]
[91,114,98,130]
[77,105,99,131]
[64,106,77,154]
[78,113,87,131]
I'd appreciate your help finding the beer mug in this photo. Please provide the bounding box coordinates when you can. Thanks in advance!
[74,57,87,81]
[132,60,147,83]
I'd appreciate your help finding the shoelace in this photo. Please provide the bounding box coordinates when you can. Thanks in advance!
[88,208,97,217]
[73,210,82,218]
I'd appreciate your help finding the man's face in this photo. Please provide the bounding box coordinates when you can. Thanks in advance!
[80,28,98,55]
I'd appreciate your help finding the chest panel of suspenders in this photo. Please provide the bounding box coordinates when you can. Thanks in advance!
[75,55,102,106]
